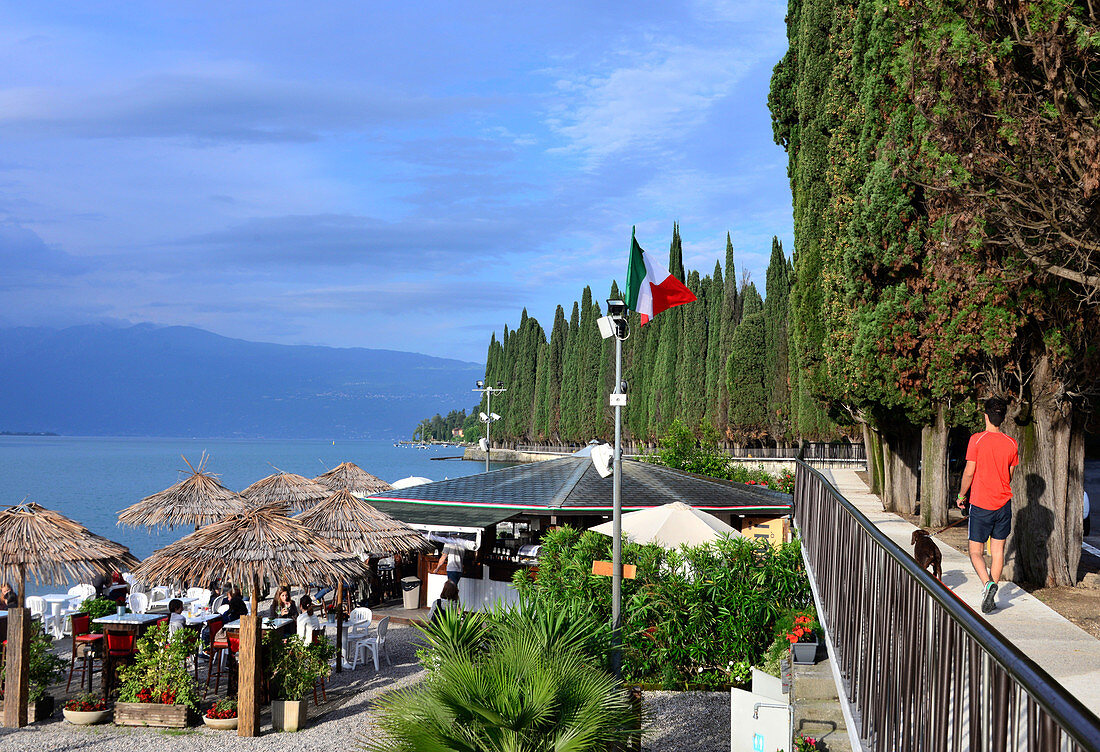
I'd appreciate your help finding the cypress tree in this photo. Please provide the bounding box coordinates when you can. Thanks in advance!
[763,238,792,443]
[676,270,707,434]
[532,338,550,440]
[558,301,582,441]
[704,260,724,429]
[547,305,568,441]
[741,282,763,319]
[726,312,768,435]
[650,226,684,428]
[577,286,602,440]
[717,233,739,442]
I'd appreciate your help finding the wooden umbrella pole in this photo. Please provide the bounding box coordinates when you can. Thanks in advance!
[334,581,344,673]
[237,572,261,737]
[2,564,30,728]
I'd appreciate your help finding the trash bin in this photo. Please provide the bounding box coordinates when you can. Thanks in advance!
[401,576,421,609]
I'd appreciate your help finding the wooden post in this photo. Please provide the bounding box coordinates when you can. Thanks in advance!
[334,581,344,674]
[237,574,261,737]
[2,608,31,728]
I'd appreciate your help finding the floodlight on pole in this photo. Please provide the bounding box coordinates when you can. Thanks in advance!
[473,380,506,472]
[596,298,629,679]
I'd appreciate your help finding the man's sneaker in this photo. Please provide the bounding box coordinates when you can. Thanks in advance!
[981,581,998,614]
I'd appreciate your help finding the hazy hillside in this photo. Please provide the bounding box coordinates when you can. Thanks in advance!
[0,324,481,439]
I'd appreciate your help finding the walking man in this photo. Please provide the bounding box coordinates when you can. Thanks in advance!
[957,397,1019,614]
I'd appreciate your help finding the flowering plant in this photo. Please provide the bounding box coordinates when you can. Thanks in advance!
[793,734,823,751]
[786,613,819,644]
[64,693,107,712]
[205,699,237,719]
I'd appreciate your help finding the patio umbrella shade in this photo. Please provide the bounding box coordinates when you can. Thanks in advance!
[295,489,430,557]
[0,502,138,728]
[589,501,742,548]
[130,504,365,737]
[118,455,244,530]
[314,462,392,496]
[240,471,331,512]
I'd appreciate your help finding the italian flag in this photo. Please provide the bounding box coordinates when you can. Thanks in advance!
[624,228,696,325]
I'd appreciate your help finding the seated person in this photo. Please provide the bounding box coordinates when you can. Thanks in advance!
[167,598,186,634]
[1,582,18,608]
[296,594,321,642]
[222,586,248,623]
[269,587,299,620]
[430,579,460,623]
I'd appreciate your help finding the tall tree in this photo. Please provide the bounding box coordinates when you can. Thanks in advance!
[704,260,725,429]
[558,301,582,441]
[546,305,568,440]
[726,312,768,436]
[763,238,792,443]
[650,226,685,427]
[717,233,739,443]
[676,270,708,434]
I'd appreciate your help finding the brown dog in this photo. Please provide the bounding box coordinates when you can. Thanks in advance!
[911,529,942,580]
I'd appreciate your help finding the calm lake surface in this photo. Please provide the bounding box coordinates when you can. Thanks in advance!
[0,436,506,596]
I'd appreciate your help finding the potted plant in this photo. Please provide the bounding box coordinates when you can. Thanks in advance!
[267,633,335,732]
[79,596,123,621]
[25,620,66,721]
[114,622,198,727]
[202,699,238,730]
[784,610,820,665]
[63,693,111,725]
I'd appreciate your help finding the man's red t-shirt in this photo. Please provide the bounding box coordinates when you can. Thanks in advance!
[965,431,1019,510]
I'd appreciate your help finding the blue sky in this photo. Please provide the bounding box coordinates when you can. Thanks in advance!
[0,1,793,362]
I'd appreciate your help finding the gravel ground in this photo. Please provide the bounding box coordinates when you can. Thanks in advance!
[3,614,731,752]
[642,691,730,752]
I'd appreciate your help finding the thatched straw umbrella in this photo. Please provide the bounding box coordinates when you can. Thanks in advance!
[118,455,244,530]
[130,504,363,737]
[240,471,331,512]
[314,461,392,496]
[0,502,138,728]
[296,489,429,671]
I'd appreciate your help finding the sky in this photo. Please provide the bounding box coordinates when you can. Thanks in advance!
[0,1,794,363]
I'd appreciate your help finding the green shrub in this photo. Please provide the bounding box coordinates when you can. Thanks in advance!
[79,597,121,620]
[513,526,812,686]
[373,605,632,752]
[118,623,199,708]
[266,633,334,701]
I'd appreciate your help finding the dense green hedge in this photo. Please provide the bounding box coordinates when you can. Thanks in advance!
[512,526,811,688]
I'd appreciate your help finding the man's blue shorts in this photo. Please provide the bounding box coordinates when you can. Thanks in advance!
[968,503,1012,542]
[446,571,462,584]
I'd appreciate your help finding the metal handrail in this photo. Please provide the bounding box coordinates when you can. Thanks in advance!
[794,458,1100,751]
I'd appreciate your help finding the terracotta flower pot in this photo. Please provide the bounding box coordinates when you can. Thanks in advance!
[202,714,238,730]
[63,708,111,725]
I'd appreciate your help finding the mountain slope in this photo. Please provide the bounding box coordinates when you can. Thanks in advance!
[0,324,481,439]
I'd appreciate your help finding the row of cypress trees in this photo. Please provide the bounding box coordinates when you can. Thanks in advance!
[447,225,816,446]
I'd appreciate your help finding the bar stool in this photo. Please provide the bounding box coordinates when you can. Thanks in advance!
[205,631,239,698]
[66,613,104,692]
[104,631,136,696]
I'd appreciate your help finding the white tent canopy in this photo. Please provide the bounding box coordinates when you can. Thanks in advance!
[389,476,432,490]
[589,501,741,548]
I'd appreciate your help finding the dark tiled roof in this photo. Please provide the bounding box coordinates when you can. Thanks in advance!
[369,457,790,518]
[366,500,517,529]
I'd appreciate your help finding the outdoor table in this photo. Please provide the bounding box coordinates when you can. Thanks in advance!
[224,617,293,633]
[148,595,198,612]
[43,593,76,638]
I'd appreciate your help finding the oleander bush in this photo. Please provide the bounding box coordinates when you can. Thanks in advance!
[513,526,811,688]
[118,623,199,708]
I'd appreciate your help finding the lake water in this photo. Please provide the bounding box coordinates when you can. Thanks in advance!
[0,436,507,597]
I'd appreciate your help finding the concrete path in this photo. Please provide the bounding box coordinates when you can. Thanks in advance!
[821,468,1100,718]
[793,651,854,752]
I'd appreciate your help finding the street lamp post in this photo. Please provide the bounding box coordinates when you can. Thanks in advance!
[473,380,506,472]
[597,300,629,679]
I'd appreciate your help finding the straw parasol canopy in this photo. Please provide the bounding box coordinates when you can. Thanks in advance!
[130,503,366,589]
[314,461,392,496]
[295,489,430,557]
[0,502,139,591]
[118,455,244,530]
[240,471,331,512]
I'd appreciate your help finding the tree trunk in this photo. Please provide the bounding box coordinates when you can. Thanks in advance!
[862,421,883,496]
[920,403,949,529]
[882,427,920,514]
[1003,358,1084,586]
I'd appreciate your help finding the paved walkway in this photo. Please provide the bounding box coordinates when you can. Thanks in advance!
[822,468,1100,717]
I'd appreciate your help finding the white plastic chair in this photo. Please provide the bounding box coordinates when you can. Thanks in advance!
[186,587,212,608]
[129,581,147,595]
[150,586,169,603]
[353,616,391,671]
[342,607,372,667]
[26,595,58,637]
[127,592,149,614]
[209,594,227,614]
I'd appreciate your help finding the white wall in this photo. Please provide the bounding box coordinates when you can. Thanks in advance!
[425,566,521,612]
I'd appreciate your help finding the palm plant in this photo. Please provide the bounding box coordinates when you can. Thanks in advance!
[370,605,634,752]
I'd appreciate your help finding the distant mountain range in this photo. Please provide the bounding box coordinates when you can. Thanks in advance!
[0,324,482,439]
